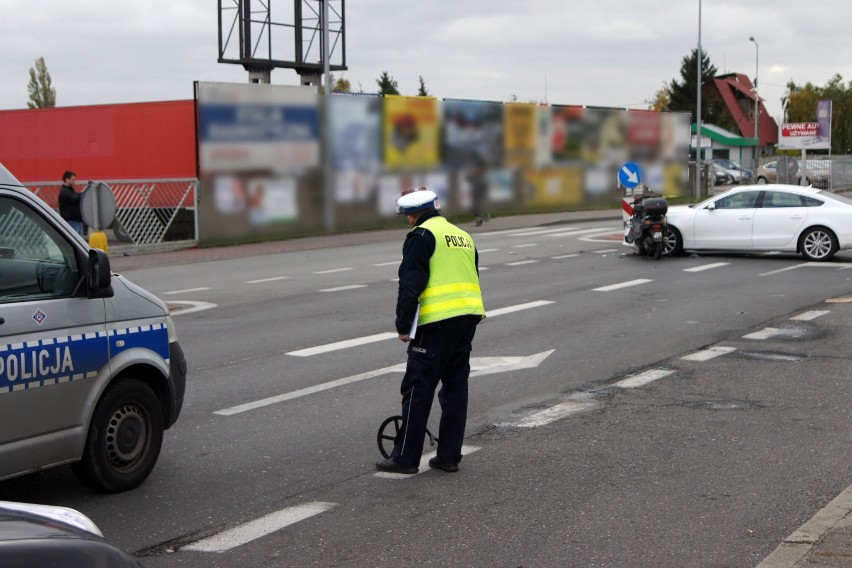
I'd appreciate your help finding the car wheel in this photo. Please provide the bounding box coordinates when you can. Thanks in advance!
[756,176,767,185]
[799,226,838,261]
[72,378,164,493]
[663,226,683,257]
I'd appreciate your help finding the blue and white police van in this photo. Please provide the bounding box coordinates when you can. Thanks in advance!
[0,164,186,492]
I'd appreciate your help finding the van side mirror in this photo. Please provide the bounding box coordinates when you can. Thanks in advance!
[88,249,114,298]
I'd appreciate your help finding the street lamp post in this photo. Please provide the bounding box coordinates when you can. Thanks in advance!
[695,0,702,199]
[749,36,759,173]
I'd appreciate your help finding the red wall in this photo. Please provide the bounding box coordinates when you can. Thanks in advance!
[0,100,196,183]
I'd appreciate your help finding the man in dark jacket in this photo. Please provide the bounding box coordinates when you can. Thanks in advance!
[58,171,83,235]
[376,188,485,475]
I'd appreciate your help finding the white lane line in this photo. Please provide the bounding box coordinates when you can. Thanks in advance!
[683,262,730,272]
[760,264,806,276]
[593,279,652,292]
[479,266,490,270]
[506,260,539,266]
[318,284,368,292]
[183,502,337,553]
[215,363,406,415]
[314,268,352,274]
[551,254,579,259]
[593,249,618,253]
[287,300,553,359]
[542,227,614,238]
[246,276,289,284]
[486,300,554,317]
[163,287,210,295]
[375,446,481,479]
[288,332,399,357]
[744,327,780,340]
[507,401,597,428]
[478,248,499,253]
[791,310,830,321]
[615,369,675,389]
[511,243,538,248]
[681,346,737,361]
[373,261,398,267]
[578,230,623,242]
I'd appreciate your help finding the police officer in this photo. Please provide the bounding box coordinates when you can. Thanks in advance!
[376,188,485,474]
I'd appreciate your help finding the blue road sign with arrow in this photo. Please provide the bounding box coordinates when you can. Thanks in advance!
[618,162,641,189]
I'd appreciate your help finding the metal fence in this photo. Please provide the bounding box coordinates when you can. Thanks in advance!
[763,155,852,191]
[25,179,197,246]
[0,203,50,260]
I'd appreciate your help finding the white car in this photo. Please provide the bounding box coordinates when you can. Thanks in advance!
[664,184,852,261]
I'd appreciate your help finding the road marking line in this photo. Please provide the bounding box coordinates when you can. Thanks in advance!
[791,310,830,321]
[168,301,218,317]
[758,262,844,276]
[486,300,554,317]
[183,502,337,552]
[615,369,675,389]
[743,327,780,340]
[506,260,539,266]
[318,284,368,292]
[215,363,406,415]
[375,446,481,479]
[287,332,399,357]
[507,401,597,428]
[478,248,499,253]
[551,254,579,259]
[760,264,806,276]
[683,262,730,272]
[826,297,852,303]
[163,287,210,295]
[578,231,623,242]
[593,249,618,253]
[511,243,538,248]
[314,268,352,274]
[681,346,737,361]
[286,301,553,359]
[246,277,289,284]
[543,228,614,238]
[372,261,398,267]
[479,266,489,270]
[593,279,652,292]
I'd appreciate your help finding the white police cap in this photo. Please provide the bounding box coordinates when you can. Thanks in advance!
[397,189,438,214]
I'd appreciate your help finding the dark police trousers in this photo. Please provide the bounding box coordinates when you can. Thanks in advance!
[392,314,481,467]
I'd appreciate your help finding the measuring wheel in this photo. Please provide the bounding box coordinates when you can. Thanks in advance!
[377,415,403,459]
[376,415,439,459]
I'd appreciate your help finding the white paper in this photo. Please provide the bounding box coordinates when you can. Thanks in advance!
[409,304,420,339]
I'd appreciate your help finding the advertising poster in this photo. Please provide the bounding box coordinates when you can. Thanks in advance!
[197,82,320,174]
[246,177,298,225]
[329,93,382,172]
[522,167,583,207]
[536,106,553,167]
[504,103,538,168]
[779,100,831,150]
[383,95,440,171]
[551,105,584,162]
[443,99,504,168]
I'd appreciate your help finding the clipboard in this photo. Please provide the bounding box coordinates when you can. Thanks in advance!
[409,304,420,339]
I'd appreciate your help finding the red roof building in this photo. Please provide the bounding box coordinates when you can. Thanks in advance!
[710,73,778,150]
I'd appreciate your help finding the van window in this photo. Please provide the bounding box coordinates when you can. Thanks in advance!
[0,196,80,303]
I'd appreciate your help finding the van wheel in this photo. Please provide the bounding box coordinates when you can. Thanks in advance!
[72,379,164,493]
[799,226,838,261]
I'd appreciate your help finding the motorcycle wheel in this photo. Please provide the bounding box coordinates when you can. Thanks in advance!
[653,241,662,260]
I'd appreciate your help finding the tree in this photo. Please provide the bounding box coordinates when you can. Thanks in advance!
[666,49,728,128]
[784,74,852,154]
[646,82,672,111]
[376,71,399,95]
[27,56,56,109]
[332,75,351,93]
[417,76,429,97]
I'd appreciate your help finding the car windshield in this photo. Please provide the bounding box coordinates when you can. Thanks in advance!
[819,191,852,206]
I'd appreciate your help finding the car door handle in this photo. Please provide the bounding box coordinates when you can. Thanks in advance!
[790,215,804,219]
[739,216,752,220]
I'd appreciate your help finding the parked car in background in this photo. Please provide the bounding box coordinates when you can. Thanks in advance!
[0,500,143,567]
[712,158,753,184]
[711,163,734,186]
[664,184,852,261]
[756,159,831,189]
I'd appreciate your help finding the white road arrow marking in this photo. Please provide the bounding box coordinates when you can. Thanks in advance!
[215,350,555,416]
[167,301,218,317]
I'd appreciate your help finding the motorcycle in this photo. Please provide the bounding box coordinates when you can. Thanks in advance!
[624,195,669,260]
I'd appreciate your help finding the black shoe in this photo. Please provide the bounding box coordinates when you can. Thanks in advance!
[376,458,418,474]
[428,457,459,473]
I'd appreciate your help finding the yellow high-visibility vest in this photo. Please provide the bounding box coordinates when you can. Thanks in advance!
[416,216,485,326]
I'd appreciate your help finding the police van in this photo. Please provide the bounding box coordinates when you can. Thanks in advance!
[0,164,186,492]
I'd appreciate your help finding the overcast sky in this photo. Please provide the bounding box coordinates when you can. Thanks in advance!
[2,0,850,123]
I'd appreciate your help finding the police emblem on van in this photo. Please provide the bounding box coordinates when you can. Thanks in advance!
[32,309,46,325]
